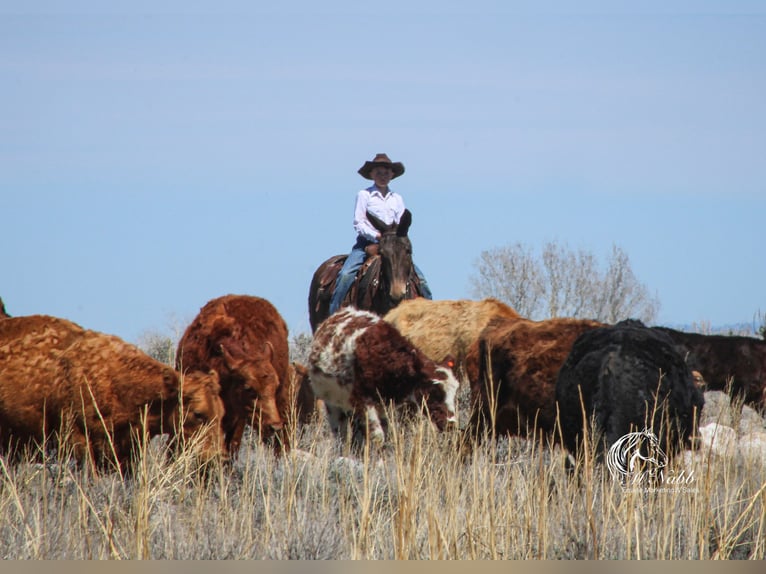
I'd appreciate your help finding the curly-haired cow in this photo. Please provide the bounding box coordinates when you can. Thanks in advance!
[176,294,291,456]
[0,315,225,472]
[556,320,704,457]
[383,298,521,370]
[308,308,459,447]
[465,315,604,439]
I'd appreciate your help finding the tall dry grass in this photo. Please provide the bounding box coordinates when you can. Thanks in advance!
[0,396,764,559]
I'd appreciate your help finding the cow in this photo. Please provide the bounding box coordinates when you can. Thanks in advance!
[556,319,704,459]
[654,327,766,409]
[0,315,226,472]
[465,315,604,440]
[383,298,521,372]
[176,294,291,457]
[308,308,459,447]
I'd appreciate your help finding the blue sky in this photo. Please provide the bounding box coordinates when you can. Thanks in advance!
[2,1,765,344]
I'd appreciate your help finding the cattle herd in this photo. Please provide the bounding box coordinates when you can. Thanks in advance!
[0,292,765,475]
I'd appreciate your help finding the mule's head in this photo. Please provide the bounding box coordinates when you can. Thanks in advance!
[367,208,414,304]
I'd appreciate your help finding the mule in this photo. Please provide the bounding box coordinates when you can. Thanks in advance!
[308,209,424,333]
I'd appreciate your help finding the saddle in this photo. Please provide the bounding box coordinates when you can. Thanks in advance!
[314,255,423,314]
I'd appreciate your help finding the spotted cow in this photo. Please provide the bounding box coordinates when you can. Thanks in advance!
[0,315,225,471]
[176,294,291,456]
[308,308,459,446]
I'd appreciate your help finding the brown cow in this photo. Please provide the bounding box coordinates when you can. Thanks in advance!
[0,315,225,472]
[465,315,603,439]
[176,294,290,456]
[654,327,766,409]
[383,298,521,370]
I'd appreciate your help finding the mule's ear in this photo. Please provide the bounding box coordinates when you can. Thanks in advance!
[397,209,412,237]
[366,210,390,233]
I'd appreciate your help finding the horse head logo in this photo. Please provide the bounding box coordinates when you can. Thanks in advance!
[606,428,668,484]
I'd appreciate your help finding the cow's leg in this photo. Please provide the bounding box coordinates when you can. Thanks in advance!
[360,403,385,445]
[324,403,354,443]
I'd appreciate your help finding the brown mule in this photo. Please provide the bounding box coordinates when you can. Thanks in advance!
[308,209,424,333]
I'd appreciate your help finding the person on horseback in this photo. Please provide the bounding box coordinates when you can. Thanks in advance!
[328,153,433,315]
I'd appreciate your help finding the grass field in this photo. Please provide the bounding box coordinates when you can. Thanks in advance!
[1,389,764,560]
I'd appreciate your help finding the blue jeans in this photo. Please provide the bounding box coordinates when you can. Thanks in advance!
[329,237,432,315]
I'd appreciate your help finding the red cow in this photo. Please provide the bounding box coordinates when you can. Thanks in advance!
[308,308,459,446]
[465,315,603,439]
[176,294,290,456]
[0,315,225,472]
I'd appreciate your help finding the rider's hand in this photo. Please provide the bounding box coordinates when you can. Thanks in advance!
[365,244,379,257]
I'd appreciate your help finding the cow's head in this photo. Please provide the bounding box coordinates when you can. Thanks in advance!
[421,355,460,431]
[220,341,285,438]
[367,209,414,304]
[175,369,227,464]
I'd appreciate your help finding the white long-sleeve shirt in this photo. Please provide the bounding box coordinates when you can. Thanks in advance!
[353,185,406,242]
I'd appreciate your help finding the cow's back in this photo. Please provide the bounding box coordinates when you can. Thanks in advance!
[384,298,521,367]
[655,327,766,407]
[177,294,289,383]
[0,316,89,446]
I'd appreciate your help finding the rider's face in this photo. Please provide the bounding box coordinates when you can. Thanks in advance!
[371,166,393,188]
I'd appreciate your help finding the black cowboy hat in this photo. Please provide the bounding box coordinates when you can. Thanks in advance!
[358,153,405,180]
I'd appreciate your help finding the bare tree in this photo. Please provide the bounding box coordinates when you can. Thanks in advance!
[470,240,660,323]
[470,242,546,317]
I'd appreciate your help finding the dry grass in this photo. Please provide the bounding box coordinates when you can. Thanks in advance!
[0,395,764,560]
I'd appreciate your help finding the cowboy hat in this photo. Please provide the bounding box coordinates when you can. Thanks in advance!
[358,153,405,180]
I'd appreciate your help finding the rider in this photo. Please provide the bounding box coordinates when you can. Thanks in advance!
[328,153,433,315]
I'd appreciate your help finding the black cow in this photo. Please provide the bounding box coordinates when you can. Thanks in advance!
[556,320,704,457]
[654,327,766,409]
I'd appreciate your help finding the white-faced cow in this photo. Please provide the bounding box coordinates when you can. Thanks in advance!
[308,308,459,447]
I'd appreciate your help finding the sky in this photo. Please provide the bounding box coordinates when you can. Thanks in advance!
[2,1,765,345]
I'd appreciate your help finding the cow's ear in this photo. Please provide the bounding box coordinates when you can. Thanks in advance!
[264,341,275,361]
